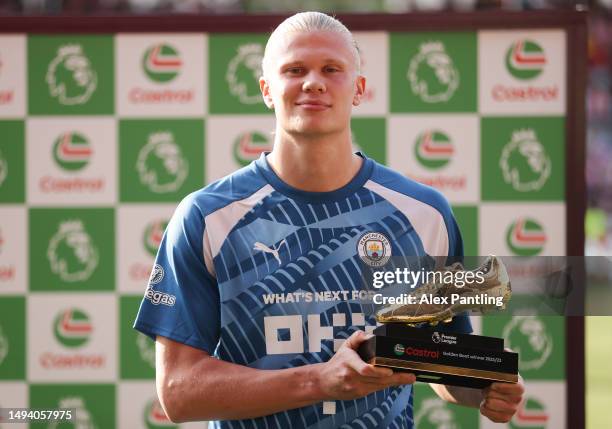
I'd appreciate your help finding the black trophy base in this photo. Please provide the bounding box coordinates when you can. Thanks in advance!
[358,325,519,389]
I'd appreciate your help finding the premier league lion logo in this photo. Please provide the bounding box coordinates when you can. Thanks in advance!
[408,41,459,104]
[47,220,99,282]
[226,43,265,105]
[46,44,98,105]
[136,131,188,194]
[500,129,551,192]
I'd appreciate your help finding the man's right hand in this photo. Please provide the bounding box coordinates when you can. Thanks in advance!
[315,330,416,401]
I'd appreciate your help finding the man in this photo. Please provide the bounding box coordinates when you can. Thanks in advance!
[134,11,524,428]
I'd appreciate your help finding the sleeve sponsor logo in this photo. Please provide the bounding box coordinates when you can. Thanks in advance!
[145,265,175,306]
[144,286,176,307]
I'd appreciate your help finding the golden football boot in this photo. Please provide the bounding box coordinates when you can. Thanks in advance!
[375,255,511,325]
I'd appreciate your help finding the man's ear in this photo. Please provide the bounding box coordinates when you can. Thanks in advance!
[259,77,274,109]
[352,75,366,106]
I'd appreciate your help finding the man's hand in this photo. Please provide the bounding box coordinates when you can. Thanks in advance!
[316,330,416,401]
[480,375,525,423]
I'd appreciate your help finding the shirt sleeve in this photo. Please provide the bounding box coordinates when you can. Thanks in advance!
[133,194,220,355]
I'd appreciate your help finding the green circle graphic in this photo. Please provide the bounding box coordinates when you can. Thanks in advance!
[506,219,545,256]
[233,131,272,167]
[142,44,181,83]
[393,344,405,356]
[52,132,91,171]
[505,40,545,81]
[414,130,453,170]
[53,309,91,348]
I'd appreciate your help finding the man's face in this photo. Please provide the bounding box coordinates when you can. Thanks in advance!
[260,30,365,138]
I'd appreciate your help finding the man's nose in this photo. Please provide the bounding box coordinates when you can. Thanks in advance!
[302,73,326,93]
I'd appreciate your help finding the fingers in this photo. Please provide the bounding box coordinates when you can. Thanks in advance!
[490,381,525,396]
[360,371,415,385]
[481,397,519,414]
[485,389,523,405]
[353,362,394,378]
[480,404,514,424]
[481,380,524,424]
[359,371,416,395]
[342,330,372,350]
[329,330,416,400]
[385,371,416,386]
[338,346,391,378]
[338,331,394,378]
[340,344,413,382]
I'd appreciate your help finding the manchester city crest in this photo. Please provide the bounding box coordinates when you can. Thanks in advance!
[357,232,392,267]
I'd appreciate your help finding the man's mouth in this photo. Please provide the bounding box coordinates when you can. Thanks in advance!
[296,100,331,110]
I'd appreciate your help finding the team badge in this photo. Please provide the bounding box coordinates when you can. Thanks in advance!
[357,232,392,267]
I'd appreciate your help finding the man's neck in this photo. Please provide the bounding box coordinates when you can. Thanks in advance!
[267,130,363,193]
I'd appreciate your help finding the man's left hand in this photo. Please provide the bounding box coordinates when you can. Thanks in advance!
[480,375,525,423]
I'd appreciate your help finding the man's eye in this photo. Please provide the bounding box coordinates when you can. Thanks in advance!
[325,67,340,73]
[286,67,303,74]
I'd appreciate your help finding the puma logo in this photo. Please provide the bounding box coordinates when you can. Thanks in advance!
[253,239,287,264]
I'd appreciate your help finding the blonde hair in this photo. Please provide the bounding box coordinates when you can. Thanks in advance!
[262,11,361,77]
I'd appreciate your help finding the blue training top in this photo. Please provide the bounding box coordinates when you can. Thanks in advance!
[134,152,472,429]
